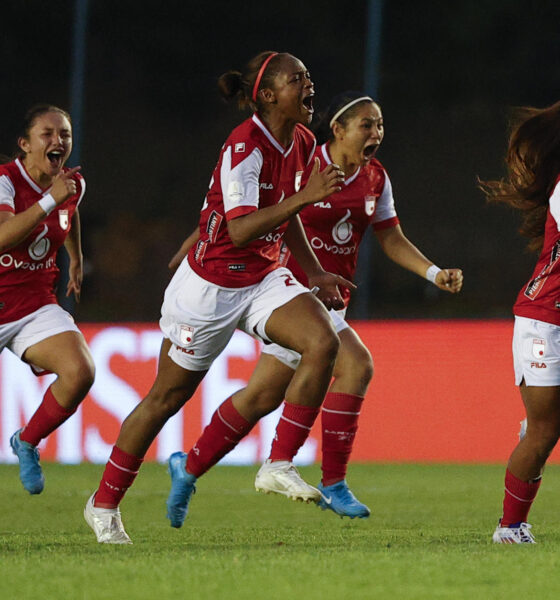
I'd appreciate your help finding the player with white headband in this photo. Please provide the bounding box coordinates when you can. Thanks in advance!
[169,91,464,519]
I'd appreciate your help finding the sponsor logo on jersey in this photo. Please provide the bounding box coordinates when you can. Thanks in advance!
[194,239,208,266]
[313,201,332,208]
[234,143,245,153]
[332,209,353,244]
[295,170,303,192]
[524,240,560,300]
[28,224,50,260]
[58,209,69,230]
[259,183,274,190]
[0,254,56,271]
[228,263,246,271]
[206,211,223,243]
[179,325,194,345]
[530,362,547,369]
[532,338,546,358]
[311,237,357,255]
[365,195,377,216]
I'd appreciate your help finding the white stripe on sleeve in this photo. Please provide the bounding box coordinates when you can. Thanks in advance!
[0,174,16,211]
[549,180,560,231]
[372,171,398,224]
[221,146,263,214]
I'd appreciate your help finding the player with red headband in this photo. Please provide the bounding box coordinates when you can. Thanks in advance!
[0,104,95,495]
[481,101,560,544]
[84,51,353,544]
[167,91,463,519]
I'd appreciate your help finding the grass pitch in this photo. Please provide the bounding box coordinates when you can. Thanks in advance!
[2,462,560,599]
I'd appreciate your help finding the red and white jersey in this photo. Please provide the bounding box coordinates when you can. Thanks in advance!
[514,176,560,325]
[0,159,85,324]
[187,114,316,287]
[284,143,399,306]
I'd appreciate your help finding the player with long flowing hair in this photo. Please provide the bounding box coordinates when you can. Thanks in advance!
[481,100,560,543]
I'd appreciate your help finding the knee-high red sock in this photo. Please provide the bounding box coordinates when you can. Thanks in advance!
[321,392,364,486]
[268,402,320,462]
[20,385,77,446]
[94,446,144,508]
[186,397,254,478]
[501,468,542,526]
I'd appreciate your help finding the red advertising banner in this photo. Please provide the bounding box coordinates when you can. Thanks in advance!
[0,320,548,465]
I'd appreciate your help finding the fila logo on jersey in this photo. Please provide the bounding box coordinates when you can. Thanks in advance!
[59,209,69,230]
[260,183,274,189]
[314,201,332,208]
[531,362,547,369]
[235,143,245,153]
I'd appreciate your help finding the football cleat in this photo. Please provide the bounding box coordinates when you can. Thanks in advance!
[84,493,132,544]
[255,460,320,502]
[10,429,44,495]
[317,480,371,519]
[492,519,536,544]
[166,451,196,528]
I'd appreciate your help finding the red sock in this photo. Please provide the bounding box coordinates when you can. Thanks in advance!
[186,397,254,478]
[20,385,76,446]
[94,446,144,508]
[321,392,364,486]
[268,402,320,462]
[501,468,542,526]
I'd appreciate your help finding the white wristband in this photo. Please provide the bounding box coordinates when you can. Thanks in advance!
[426,265,442,284]
[38,194,57,215]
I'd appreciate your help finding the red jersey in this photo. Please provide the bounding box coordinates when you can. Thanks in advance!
[285,143,399,306]
[187,114,316,287]
[0,159,85,324]
[514,176,560,325]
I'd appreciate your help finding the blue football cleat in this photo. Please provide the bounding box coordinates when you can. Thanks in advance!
[318,480,370,519]
[166,452,196,528]
[10,429,45,495]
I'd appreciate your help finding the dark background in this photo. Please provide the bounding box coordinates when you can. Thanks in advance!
[2,0,559,321]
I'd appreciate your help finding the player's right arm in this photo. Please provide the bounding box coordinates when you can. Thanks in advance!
[0,167,80,252]
[227,157,344,247]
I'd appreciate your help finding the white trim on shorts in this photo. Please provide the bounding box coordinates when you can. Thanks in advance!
[1,304,81,373]
[261,307,350,370]
[513,315,560,386]
[160,261,311,371]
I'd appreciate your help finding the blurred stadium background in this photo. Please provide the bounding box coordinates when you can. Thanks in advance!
[1,0,559,464]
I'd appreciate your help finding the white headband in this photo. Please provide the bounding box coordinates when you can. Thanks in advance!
[329,96,374,128]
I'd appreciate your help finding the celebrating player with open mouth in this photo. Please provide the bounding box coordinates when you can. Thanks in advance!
[85,51,353,544]
[1,105,94,495]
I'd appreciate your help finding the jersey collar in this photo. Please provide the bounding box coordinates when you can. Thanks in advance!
[321,143,361,187]
[252,114,295,158]
[15,158,53,194]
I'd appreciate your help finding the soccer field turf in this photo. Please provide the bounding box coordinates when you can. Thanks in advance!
[1,462,560,599]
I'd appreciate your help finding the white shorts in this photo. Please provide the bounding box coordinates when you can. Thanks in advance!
[0,304,81,373]
[159,261,310,371]
[513,316,560,386]
[260,308,350,370]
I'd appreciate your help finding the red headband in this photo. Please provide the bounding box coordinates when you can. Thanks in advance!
[252,52,279,102]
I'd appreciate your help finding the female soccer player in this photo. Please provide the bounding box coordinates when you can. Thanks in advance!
[84,51,352,544]
[168,92,464,519]
[0,105,95,494]
[482,101,560,544]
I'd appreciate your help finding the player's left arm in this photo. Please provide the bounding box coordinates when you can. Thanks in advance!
[284,216,356,310]
[63,209,84,301]
[375,223,463,293]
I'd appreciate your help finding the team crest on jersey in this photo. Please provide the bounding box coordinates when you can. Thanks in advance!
[295,171,303,192]
[365,196,377,216]
[235,143,245,153]
[179,325,194,346]
[58,209,69,230]
[532,338,546,359]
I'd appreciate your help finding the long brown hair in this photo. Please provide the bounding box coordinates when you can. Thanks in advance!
[480,101,560,252]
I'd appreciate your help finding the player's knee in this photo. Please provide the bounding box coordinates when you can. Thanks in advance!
[145,386,189,419]
[526,421,560,457]
[59,355,95,397]
[302,326,339,364]
[238,388,284,420]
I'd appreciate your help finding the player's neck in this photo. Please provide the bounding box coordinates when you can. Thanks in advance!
[260,113,296,149]
[22,159,53,189]
[328,142,359,178]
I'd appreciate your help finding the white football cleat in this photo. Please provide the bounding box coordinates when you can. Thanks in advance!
[255,460,320,503]
[492,519,536,544]
[84,493,132,544]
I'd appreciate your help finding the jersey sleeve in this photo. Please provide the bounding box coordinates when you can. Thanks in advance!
[372,171,400,230]
[220,144,263,221]
[0,173,16,213]
[550,178,560,231]
[76,174,86,206]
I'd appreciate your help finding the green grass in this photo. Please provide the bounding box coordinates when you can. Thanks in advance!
[2,463,560,599]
